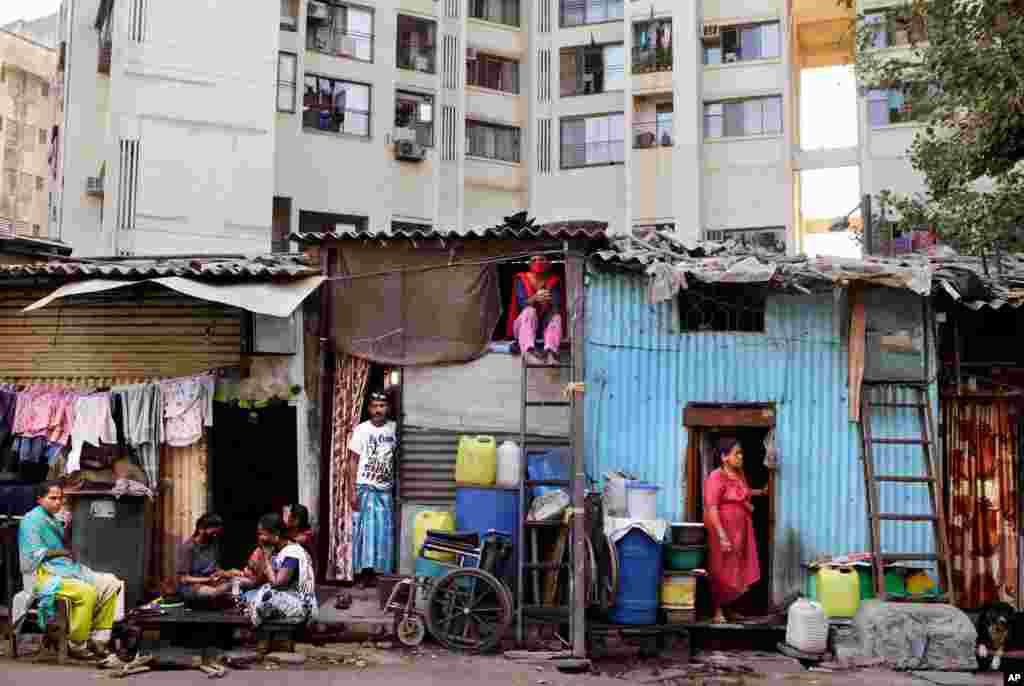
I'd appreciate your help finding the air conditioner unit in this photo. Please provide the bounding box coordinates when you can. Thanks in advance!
[724,52,738,63]
[702,23,720,39]
[308,1,329,21]
[395,140,426,162]
[86,176,104,195]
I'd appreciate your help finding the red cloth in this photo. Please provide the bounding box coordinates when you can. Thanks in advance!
[703,468,760,607]
[506,272,563,338]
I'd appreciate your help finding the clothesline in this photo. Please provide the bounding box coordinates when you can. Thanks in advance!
[0,369,226,488]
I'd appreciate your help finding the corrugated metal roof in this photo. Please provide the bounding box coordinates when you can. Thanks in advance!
[289,219,608,243]
[584,270,936,603]
[0,254,319,280]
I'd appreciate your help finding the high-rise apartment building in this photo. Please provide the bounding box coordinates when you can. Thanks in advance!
[55,0,925,256]
[0,28,59,240]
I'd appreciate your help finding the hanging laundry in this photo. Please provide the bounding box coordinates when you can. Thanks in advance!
[67,393,117,474]
[116,383,163,489]
[161,375,214,448]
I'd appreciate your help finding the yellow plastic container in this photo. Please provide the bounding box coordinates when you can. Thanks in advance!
[906,570,936,595]
[455,435,498,486]
[413,511,455,562]
[817,566,861,617]
[660,572,697,609]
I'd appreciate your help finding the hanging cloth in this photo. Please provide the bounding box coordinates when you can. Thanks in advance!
[116,383,164,488]
[327,354,371,582]
[67,393,116,474]
[945,398,1019,608]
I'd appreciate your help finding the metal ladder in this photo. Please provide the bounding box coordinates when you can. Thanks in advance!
[516,352,578,645]
[859,382,953,600]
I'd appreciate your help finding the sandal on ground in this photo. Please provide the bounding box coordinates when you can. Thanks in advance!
[710,614,728,625]
[98,654,125,669]
[67,644,97,660]
[110,665,152,679]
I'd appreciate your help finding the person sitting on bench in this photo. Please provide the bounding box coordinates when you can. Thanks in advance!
[18,480,123,660]
[176,513,232,608]
[245,513,317,627]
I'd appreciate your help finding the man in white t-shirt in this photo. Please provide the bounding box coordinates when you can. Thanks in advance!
[348,391,397,584]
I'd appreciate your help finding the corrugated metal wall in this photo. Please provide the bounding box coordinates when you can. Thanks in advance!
[0,286,241,378]
[401,427,571,502]
[584,271,937,600]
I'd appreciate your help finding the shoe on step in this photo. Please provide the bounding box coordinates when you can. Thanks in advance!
[524,350,545,366]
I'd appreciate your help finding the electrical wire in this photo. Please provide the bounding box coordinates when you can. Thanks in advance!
[322,248,571,281]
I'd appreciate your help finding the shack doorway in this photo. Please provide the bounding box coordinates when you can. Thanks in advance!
[684,404,775,617]
[211,403,299,569]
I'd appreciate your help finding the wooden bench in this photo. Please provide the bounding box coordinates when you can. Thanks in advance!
[10,596,72,664]
[122,607,306,658]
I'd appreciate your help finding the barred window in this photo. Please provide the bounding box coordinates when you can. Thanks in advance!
[679,285,765,333]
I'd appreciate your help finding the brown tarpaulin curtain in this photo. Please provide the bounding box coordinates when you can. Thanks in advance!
[945,398,1019,608]
[330,239,553,366]
[328,354,371,581]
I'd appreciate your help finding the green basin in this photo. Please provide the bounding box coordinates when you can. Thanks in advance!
[664,544,705,571]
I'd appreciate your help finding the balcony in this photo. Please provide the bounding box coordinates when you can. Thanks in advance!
[307,27,374,62]
[632,45,671,74]
[397,43,436,73]
[97,40,112,75]
[632,118,673,149]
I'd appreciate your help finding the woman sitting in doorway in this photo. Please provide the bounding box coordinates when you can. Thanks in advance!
[245,513,317,626]
[286,503,317,575]
[703,438,767,624]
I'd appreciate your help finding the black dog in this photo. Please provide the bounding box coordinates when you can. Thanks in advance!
[977,602,1015,671]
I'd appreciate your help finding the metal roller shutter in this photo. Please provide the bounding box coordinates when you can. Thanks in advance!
[400,426,570,503]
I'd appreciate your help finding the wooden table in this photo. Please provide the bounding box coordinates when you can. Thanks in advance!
[123,606,304,659]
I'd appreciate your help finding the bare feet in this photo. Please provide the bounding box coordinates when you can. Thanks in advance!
[711,610,727,625]
[524,350,545,366]
[545,351,560,366]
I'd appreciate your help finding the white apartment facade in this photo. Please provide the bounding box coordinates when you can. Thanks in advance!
[55,0,926,256]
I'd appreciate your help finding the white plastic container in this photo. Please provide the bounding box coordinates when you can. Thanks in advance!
[496,440,522,487]
[626,482,659,520]
[785,598,829,655]
[603,472,637,517]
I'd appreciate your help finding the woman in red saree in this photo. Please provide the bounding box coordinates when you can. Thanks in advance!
[703,437,765,623]
[507,255,564,366]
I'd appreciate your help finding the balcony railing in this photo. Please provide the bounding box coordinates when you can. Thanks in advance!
[397,43,436,73]
[633,119,673,148]
[307,28,374,62]
[632,46,672,74]
[561,140,625,168]
[98,40,112,74]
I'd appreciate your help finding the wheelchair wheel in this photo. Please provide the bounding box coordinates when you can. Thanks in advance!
[426,568,512,654]
[396,615,426,647]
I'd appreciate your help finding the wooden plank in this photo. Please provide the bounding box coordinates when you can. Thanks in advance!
[566,249,586,659]
[683,404,775,428]
[543,524,569,606]
[849,289,866,422]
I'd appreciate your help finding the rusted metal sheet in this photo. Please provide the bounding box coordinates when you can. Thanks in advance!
[0,254,317,279]
[156,440,210,583]
[0,286,241,378]
[683,404,776,428]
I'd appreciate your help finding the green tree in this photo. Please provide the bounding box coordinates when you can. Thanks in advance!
[850,0,1024,254]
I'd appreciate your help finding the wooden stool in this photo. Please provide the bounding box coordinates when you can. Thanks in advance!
[11,596,72,664]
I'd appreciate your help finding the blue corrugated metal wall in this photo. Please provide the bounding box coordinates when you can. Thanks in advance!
[584,270,936,599]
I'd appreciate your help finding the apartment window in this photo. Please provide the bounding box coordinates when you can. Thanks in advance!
[307,2,374,62]
[466,120,521,162]
[467,53,520,94]
[277,52,298,112]
[281,0,299,30]
[39,128,47,145]
[41,81,49,97]
[560,0,623,27]
[561,113,624,168]
[704,96,782,139]
[0,115,3,131]
[703,21,780,65]
[98,8,113,74]
[303,75,371,137]
[560,44,624,96]
[634,103,673,148]
[395,90,434,147]
[864,10,926,49]
[397,15,437,73]
[868,84,937,127]
[469,0,520,27]
[633,19,672,73]
[35,176,44,192]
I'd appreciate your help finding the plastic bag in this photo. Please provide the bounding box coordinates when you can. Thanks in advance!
[527,448,570,499]
[529,489,570,522]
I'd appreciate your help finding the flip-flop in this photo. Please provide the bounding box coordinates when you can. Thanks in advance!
[710,615,728,625]
[98,654,125,669]
[110,666,151,679]
[199,664,228,679]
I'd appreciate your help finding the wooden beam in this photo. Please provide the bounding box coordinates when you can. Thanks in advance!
[565,248,586,659]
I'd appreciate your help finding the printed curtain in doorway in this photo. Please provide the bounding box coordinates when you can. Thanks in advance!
[946,399,1019,608]
[327,354,371,581]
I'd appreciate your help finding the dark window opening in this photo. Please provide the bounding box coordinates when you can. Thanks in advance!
[298,209,368,236]
[272,197,292,252]
[492,257,565,342]
[679,285,766,333]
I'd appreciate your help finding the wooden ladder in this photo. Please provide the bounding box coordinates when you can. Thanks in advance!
[859,382,953,601]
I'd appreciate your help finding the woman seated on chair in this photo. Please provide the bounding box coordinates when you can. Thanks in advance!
[18,480,123,660]
[244,513,317,627]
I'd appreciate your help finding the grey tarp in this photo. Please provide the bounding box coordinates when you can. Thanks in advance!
[330,239,554,366]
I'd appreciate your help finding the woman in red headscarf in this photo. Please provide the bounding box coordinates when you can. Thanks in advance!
[507,255,564,365]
